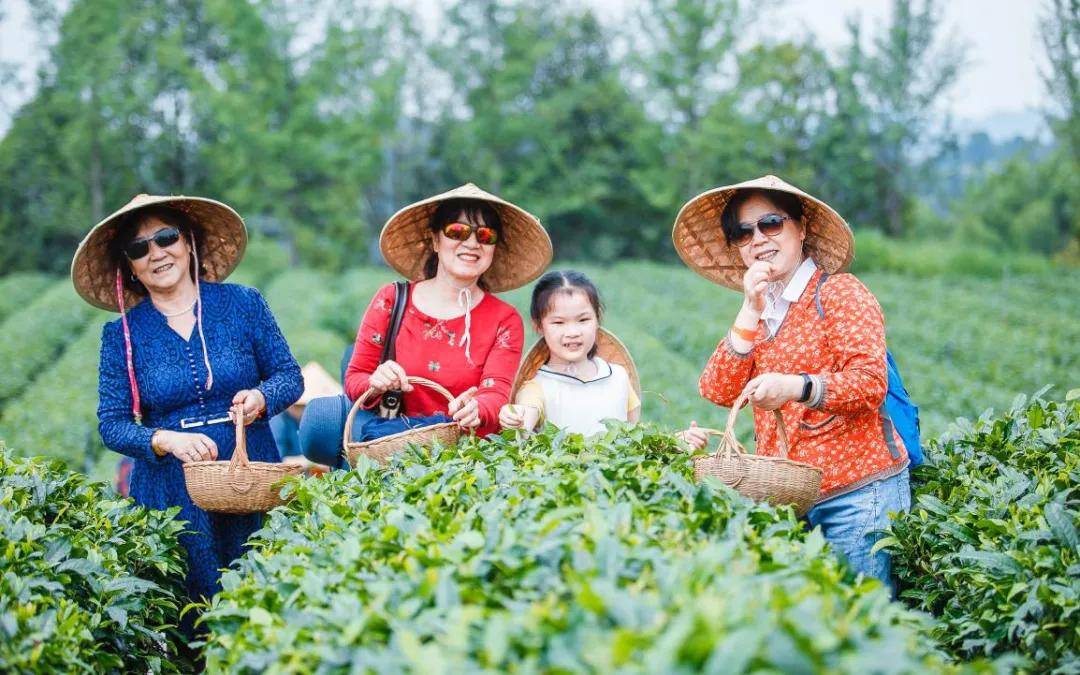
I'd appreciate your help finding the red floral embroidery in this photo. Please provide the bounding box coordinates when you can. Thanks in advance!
[494,326,513,350]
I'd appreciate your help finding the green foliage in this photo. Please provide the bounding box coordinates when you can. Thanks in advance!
[263,269,349,375]
[197,425,953,673]
[230,234,291,288]
[0,323,107,472]
[4,0,1065,271]
[0,273,55,324]
[849,230,1050,278]
[0,448,190,673]
[885,393,1080,670]
[949,151,1079,257]
[0,280,96,406]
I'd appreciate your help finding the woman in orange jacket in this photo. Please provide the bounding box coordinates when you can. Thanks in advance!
[673,175,910,593]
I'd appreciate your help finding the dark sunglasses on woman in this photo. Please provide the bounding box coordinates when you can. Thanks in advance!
[442,221,499,245]
[729,213,790,248]
[124,227,183,260]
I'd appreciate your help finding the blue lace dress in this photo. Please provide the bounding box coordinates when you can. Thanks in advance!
[97,282,302,603]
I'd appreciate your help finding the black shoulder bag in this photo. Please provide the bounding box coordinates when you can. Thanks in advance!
[377,281,410,419]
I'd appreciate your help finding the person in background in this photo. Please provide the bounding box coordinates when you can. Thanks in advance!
[269,361,342,466]
[673,175,910,592]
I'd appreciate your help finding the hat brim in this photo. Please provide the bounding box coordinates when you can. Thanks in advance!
[511,327,641,401]
[71,195,248,311]
[672,175,854,290]
[379,183,552,293]
[295,361,343,406]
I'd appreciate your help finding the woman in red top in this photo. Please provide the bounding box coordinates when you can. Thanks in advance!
[345,183,552,437]
[673,175,910,593]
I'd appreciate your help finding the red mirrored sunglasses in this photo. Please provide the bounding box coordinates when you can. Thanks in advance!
[442,222,499,245]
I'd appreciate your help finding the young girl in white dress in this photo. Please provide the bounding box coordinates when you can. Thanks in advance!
[499,271,640,435]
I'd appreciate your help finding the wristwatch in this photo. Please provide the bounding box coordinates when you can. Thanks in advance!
[798,373,813,403]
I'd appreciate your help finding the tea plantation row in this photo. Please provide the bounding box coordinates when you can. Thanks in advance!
[3,262,1076,480]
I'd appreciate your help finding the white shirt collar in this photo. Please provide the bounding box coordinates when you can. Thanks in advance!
[781,257,818,302]
[761,258,817,337]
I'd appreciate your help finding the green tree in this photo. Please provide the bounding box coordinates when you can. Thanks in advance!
[433,0,656,260]
[191,1,410,268]
[1040,0,1080,162]
[856,0,963,235]
[625,0,753,212]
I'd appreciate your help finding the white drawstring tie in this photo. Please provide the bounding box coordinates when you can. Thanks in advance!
[457,286,474,365]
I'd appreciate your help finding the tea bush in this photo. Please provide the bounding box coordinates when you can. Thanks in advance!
[0,322,107,472]
[885,391,1080,670]
[198,425,957,673]
[0,281,97,405]
[0,273,55,324]
[0,449,190,673]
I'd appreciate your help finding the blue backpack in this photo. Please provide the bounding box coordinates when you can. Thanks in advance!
[815,274,924,467]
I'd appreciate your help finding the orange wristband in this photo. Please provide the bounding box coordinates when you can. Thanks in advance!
[731,324,758,342]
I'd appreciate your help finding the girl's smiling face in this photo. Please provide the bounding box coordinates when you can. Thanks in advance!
[538,289,599,367]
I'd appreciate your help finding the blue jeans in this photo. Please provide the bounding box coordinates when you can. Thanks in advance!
[269,412,300,459]
[806,468,911,595]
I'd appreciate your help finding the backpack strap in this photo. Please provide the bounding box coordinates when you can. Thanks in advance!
[381,281,409,364]
[814,272,830,319]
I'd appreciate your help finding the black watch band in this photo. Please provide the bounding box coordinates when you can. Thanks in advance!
[798,373,813,403]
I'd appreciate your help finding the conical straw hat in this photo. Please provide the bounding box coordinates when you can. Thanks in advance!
[71,194,247,311]
[295,361,343,407]
[672,175,854,290]
[379,183,552,293]
[511,327,641,401]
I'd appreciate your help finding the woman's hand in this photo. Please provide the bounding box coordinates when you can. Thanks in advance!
[741,261,776,313]
[367,360,413,395]
[677,421,711,451]
[153,429,218,463]
[449,386,481,429]
[741,373,804,410]
[231,389,266,424]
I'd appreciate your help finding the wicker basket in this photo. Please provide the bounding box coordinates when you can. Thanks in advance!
[183,410,303,514]
[343,376,462,467]
[692,392,823,516]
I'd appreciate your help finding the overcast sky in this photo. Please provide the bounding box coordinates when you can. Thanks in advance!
[0,0,1048,138]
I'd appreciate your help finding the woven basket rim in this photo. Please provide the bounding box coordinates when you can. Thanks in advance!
[345,419,460,450]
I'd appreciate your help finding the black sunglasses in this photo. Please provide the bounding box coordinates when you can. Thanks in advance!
[728,213,790,248]
[124,227,182,260]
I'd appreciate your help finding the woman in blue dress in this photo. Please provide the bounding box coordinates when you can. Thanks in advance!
[72,194,303,617]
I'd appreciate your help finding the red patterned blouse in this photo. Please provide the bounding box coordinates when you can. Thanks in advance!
[699,269,909,501]
[345,282,524,437]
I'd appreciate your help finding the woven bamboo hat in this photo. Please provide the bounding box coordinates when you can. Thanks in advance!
[672,175,854,290]
[511,327,641,400]
[294,361,343,407]
[71,194,247,311]
[379,183,552,293]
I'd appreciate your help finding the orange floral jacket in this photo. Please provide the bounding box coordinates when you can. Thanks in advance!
[699,269,908,500]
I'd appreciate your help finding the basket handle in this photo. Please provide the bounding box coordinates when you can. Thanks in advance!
[342,375,456,451]
[226,406,255,494]
[702,391,790,460]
